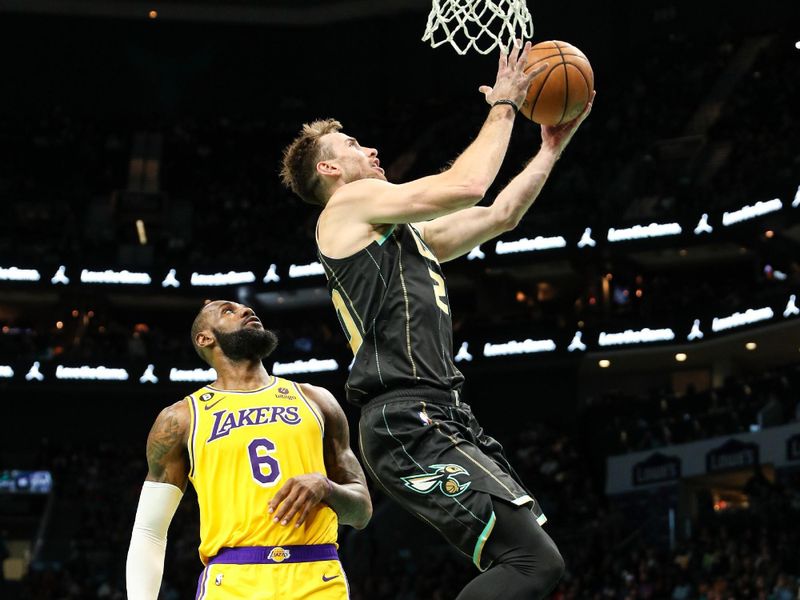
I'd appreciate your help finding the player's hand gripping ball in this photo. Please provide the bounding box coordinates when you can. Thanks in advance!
[521,40,594,125]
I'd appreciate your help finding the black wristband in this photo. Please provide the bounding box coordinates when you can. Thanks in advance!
[492,99,519,113]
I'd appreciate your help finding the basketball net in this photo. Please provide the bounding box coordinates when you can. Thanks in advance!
[422,0,533,55]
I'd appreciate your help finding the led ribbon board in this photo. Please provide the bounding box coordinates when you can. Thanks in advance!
[288,262,325,278]
[607,223,682,242]
[483,339,557,356]
[190,271,256,286]
[598,328,676,346]
[272,359,339,375]
[722,199,783,226]
[80,269,151,285]
[55,365,129,380]
[169,367,217,382]
[495,236,567,254]
[2,195,793,293]
[0,471,53,494]
[0,266,41,281]
[711,307,774,332]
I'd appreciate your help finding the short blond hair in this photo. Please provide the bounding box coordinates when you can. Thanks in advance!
[280,119,343,206]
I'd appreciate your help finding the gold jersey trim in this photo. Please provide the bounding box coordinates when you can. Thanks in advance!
[187,395,198,479]
[292,382,324,437]
[206,377,277,394]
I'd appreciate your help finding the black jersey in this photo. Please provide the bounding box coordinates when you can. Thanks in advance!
[318,223,465,405]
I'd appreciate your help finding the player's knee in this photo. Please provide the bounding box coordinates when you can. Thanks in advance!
[512,537,565,596]
[525,539,565,598]
[538,545,565,591]
[487,501,565,596]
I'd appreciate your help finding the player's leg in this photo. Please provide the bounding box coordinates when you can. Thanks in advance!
[359,394,564,598]
[279,560,349,599]
[358,397,502,567]
[196,560,349,599]
[359,397,546,565]
[453,402,564,597]
[461,403,549,525]
[455,498,564,600]
[195,564,266,599]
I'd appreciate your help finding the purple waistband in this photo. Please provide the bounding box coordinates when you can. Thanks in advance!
[209,544,338,565]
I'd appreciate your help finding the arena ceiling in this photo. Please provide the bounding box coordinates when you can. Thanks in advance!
[0,0,432,24]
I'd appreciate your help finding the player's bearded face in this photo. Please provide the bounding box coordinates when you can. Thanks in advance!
[212,327,278,361]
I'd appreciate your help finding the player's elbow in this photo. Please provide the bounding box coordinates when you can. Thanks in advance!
[432,183,486,215]
[440,171,487,207]
[351,498,373,530]
[462,181,488,204]
[491,205,523,233]
[408,188,481,218]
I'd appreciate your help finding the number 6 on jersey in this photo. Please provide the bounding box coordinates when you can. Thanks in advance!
[248,438,281,486]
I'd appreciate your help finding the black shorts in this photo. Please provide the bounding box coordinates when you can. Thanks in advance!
[358,388,546,571]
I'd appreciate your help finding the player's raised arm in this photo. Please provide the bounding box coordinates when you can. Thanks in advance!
[268,384,372,530]
[414,92,595,262]
[281,42,551,238]
[326,41,550,225]
[126,399,190,600]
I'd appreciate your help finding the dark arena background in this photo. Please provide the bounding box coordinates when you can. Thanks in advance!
[1,0,799,598]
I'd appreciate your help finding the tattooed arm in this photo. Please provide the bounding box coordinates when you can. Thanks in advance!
[145,399,191,488]
[268,384,372,530]
[311,385,373,528]
[127,399,190,600]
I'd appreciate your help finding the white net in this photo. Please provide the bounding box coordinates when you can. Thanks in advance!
[422,0,533,55]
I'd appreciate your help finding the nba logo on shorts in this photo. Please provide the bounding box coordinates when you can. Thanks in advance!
[268,547,291,563]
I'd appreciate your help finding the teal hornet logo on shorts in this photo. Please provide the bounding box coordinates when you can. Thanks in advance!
[402,464,471,497]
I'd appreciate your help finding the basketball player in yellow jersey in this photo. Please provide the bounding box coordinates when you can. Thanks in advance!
[126,300,372,600]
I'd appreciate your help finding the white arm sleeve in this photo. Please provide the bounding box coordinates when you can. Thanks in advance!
[126,481,184,600]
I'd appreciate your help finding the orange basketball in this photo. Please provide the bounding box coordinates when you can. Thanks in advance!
[521,40,594,126]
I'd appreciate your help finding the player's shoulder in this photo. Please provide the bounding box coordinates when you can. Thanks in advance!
[187,383,216,398]
[164,395,192,415]
[295,381,337,405]
[180,389,208,414]
[328,177,393,206]
[149,396,192,439]
[295,382,345,420]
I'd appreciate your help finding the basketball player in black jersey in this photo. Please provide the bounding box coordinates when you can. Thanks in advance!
[281,41,593,599]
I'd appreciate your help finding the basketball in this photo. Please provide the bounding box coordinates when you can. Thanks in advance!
[521,40,594,126]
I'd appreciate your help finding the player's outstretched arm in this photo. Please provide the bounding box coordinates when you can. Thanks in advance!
[268,384,372,530]
[127,399,190,600]
[415,92,595,262]
[329,41,548,226]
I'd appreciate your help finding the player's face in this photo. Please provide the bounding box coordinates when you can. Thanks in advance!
[203,300,278,361]
[323,132,386,182]
[206,300,263,333]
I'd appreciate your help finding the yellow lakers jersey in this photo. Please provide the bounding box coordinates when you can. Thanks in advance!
[186,377,338,564]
